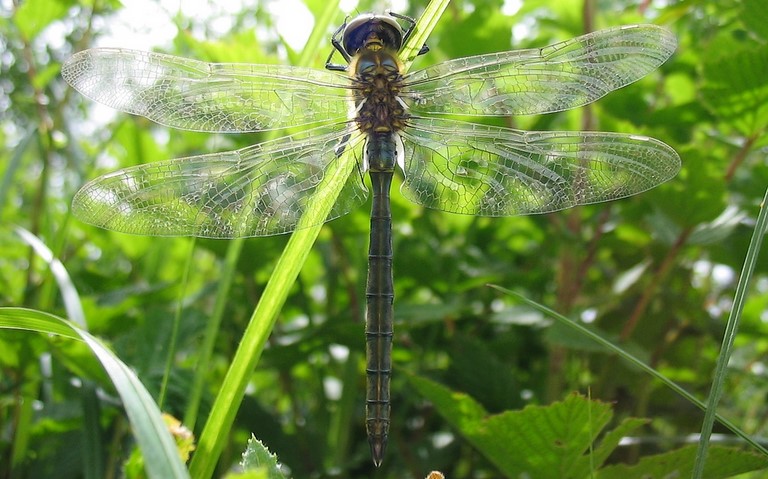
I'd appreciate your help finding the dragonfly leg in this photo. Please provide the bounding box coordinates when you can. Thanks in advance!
[325,16,351,71]
[387,11,429,56]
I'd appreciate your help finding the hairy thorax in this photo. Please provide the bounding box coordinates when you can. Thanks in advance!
[350,48,409,134]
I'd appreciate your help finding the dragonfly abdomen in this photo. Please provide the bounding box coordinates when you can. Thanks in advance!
[365,161,395,466]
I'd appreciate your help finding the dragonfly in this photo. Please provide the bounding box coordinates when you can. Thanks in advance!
[62,12,680,466]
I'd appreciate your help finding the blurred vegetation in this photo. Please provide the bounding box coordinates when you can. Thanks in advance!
[2,0,768,477]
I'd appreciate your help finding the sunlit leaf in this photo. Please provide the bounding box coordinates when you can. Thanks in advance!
[597,445,768,479]
[410,375,630,478]
[13,0,73,41]
[239,435,286,479]
[741,0,768,41]
[701,43,768,136]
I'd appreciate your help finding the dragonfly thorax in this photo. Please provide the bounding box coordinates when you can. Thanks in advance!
[351,48,408,135]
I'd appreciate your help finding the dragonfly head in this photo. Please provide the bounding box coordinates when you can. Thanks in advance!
[341,13,404,56]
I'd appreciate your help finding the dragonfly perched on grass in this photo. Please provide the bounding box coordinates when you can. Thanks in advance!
[62,12,680,466]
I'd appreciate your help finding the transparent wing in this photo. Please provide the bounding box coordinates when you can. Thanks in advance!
[404,25,676,116]
[62,48,353,132]
[72,123,368,238]
[399,117,680,215]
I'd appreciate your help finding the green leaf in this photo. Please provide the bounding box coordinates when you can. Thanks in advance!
[0,308,190,479]
[409,374,489,430]
[13,0,73,41]
[742,0,768,41]
[238,435,287,479]
[410,374,768,477]
[0,307,82,340]
[651,149,727,229]
[490,286,768,458]
[410,375,630,479]
[589,417,649,467]
[32,62,62,90]
[597,445,768,479]
[701,42,768,136]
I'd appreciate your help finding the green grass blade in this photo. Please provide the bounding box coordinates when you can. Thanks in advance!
[0,307,190,479]
[14,227,105,477]
[692,185,768,477]
[401,0,450,70]
[189,2,342,476]
[488,285,768,457]
[189,130,354,479]
[297,0,340,67]
[15,226,86,327]
[183,0,346,434]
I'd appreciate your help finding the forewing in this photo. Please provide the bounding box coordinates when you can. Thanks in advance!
[62,48,353,132]
[404,25,676,116]
[72,124,368,237]
[399,117,680,215]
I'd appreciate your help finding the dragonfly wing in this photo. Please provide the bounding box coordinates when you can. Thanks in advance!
[72,124,368,237]
[404,25,676,116]
[62,48,353,132]
[399,117,680,216]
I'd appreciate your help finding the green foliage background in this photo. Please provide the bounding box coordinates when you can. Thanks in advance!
[2,0,768,477]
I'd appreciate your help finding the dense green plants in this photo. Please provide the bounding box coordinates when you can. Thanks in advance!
[2,0,767,477]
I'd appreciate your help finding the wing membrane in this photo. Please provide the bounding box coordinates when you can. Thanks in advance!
[399,117,680,216]
[62,48,353,132]
[404,25,677,116]
[72,123,368,237]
